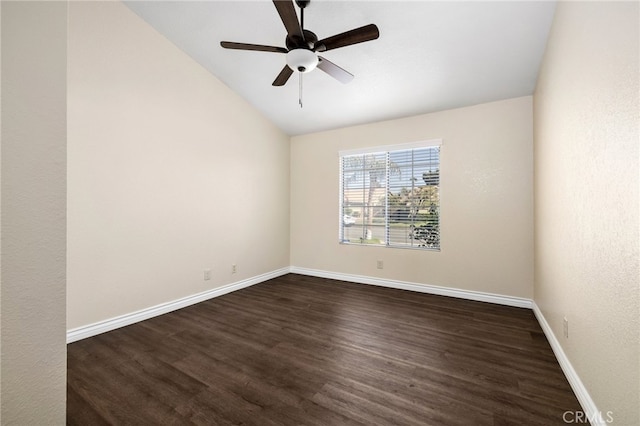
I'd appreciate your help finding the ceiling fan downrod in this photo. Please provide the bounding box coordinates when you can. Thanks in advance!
[297,0,308,32]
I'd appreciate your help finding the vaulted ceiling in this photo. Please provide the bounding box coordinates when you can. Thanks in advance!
[125,1,556,136]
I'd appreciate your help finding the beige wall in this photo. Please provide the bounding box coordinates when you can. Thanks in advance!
[1,1,68,423]
[0,4,3,420]
[533,2,639,425]
[16,2,636,423]
[67,2,290,329]
[291,96,534,299]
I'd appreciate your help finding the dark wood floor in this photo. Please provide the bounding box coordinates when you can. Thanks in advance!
[67,274,581,425]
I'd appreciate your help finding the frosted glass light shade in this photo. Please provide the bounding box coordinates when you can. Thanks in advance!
[286,49,318,73]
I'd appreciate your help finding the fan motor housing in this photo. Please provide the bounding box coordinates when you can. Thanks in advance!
[286,29,318,51]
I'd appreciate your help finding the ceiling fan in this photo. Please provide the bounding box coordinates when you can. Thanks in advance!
[220,0,379,105]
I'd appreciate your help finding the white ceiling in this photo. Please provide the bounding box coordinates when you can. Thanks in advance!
[124,1,556,136]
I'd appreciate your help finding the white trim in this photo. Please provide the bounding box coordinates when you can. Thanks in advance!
[67,265,598,424]
[289,266,532,309]
[68,267,531,344]
[532,302,605,426]
[66,267,290,344]
[338,138,442,157]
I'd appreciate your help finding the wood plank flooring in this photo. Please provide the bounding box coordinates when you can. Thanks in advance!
[67,274,582,425]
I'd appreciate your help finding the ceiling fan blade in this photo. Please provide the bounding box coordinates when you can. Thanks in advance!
[273,0,303,40]
[220,41,287,54]
[317,57,354,84]
[272,65,294,86]
[314,24,379,52]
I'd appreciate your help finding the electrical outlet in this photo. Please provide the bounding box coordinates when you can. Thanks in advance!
[563,317,569,338]
[232,264,237,274]
[377,260,384,269]
[204,269,211,281]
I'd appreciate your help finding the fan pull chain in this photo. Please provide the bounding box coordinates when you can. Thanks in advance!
[299,72,303,108]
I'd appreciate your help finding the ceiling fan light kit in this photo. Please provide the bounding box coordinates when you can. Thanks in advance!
[286,49,318,73]
[220,0,379,106]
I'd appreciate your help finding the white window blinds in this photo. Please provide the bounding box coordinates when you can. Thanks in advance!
[340,141,441,250]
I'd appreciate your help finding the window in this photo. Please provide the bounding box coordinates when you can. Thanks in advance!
[340,140,441,250]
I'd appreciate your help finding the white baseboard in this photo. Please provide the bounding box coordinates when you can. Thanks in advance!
[67,266,597,426]
[66,267,290,343]
[289,266,533,309]
[67,267,531,344]
[532,302,605,426]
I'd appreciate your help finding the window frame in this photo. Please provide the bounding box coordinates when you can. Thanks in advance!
[339,139,442,251]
